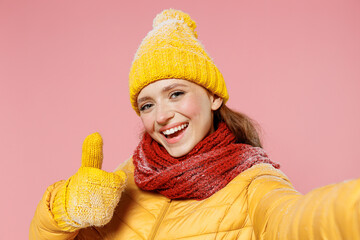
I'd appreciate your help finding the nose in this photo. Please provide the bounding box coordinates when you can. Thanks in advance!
[156,103,174,125]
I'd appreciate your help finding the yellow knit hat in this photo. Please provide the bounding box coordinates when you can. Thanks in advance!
[129,9,229,114]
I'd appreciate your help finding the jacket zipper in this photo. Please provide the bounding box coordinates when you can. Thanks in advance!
[149,199,172,240]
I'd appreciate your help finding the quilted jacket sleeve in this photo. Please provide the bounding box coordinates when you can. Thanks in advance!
[247,164,360,240]
[29,181,79,240]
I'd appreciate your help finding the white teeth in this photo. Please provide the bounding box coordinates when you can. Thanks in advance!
[162,123,188,136]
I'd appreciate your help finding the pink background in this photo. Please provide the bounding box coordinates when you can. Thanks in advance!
[1,0,359,238]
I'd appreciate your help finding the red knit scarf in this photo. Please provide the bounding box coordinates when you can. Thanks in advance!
[133,123,280,200]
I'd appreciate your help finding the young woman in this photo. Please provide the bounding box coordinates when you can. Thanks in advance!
[30,9,360,240]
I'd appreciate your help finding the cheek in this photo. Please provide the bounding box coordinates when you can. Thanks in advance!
[140,115,154,133]
[179,95,211,119]
[179,101,201,117]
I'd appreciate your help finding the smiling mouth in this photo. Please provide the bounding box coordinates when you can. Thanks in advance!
[162,123,188,138]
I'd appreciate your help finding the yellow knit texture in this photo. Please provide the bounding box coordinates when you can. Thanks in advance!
[129,9,229,114]
[52,133,127,232]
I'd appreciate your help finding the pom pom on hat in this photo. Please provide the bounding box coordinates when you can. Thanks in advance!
[153,9,198,38]
[129,9,228,114]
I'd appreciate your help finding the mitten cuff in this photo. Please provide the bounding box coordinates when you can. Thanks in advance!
[52,179,82,232]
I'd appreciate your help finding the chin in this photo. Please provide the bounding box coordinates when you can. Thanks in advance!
[167,149,186,158]
[165,145,193,158]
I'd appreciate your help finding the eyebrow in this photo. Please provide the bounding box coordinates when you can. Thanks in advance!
[137,83,188,104]
[162,83,188,92]
[137,96,151,104]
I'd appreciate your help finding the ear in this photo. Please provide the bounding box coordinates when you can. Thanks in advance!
[210,94,223,111]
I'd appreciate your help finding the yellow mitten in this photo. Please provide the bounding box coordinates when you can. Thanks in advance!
[51,133,127,232]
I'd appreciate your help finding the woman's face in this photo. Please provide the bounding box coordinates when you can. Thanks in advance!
[137,79,223,157]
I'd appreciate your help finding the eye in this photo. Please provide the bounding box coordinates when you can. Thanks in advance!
[139,103,153,112]
[170,91,185,99]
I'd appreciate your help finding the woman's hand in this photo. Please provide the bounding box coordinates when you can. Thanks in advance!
[51,133,127,232]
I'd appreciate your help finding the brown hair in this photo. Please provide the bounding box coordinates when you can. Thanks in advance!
[214,104,263,148]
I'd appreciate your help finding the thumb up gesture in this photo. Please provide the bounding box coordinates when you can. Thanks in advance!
[52,133,127,232]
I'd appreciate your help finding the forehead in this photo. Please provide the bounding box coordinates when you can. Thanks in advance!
[138,79,193,97]
[146,78,190,88]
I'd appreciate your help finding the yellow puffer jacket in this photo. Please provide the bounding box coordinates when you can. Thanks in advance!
[30,159,360,240]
